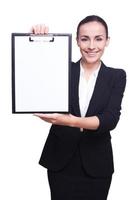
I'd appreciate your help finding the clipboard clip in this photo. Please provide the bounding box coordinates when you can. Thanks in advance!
[29,35,54,42]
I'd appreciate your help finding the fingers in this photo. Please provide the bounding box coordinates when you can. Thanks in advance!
[30,24,49,34]
[33,113,57,124]
[34,113,57,118]
[33,113,71,126]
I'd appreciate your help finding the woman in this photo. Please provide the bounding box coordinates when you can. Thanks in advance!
[32,15,126,200]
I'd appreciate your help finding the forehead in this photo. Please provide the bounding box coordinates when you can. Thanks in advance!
[78,21,106,37]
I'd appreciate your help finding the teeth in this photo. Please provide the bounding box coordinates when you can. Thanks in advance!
[85,51,97,54]
[88,52,97,53]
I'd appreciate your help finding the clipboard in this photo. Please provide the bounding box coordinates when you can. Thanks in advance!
[11,33,72,113]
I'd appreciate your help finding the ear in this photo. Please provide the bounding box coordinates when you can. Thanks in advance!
[106,37,110,47]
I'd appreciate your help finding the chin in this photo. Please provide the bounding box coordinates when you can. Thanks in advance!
[85,58,100,65]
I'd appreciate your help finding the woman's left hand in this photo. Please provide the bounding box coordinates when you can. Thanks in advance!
[34,113,77,127]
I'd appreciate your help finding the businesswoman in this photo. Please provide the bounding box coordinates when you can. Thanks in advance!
[32,15,126,200]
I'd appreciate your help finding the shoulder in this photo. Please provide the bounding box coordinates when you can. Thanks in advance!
[71,60,80,75]
[101,62,126,89]
[71,60,80,68]
[102,62,126,74]
[71,61,126,74]
[101,62,126,80]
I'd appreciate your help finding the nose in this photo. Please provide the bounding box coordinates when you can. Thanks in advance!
[88,40,95,49]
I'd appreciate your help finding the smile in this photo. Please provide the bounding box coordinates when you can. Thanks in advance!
[85,51,99,56]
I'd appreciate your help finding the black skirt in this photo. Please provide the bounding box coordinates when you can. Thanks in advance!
[47,146,112,200]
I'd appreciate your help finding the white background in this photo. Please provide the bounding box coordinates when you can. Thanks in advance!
[0,0,133,199]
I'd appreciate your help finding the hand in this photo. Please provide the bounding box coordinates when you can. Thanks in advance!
[34,113,77,127]
[31,24,49,34]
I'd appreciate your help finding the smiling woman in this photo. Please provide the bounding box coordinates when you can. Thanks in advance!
[76,16,110,72]
[32,15,126,200]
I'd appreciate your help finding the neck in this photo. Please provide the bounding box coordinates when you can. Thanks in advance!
[80,60,101,81]
[81,59,101,72]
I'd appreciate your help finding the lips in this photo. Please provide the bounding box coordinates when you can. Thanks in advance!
[84,50,99,57]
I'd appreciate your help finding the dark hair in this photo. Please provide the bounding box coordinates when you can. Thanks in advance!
[76,15,108,39]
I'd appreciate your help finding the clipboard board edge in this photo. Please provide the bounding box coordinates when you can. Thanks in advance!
[11,33,72,114]
[11,33,16,113]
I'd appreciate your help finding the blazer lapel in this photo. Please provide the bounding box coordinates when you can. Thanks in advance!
[71,61,108,117]
[71,60,81,116]
[85,62,107,116]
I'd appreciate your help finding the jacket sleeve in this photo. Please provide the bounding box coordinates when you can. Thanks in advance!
[95,69,126,134]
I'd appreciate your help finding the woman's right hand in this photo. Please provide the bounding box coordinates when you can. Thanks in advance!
[31,24,49,34]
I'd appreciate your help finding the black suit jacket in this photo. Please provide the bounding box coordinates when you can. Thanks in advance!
[39,60,126,178]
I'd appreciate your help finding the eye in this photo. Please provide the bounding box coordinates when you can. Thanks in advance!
[96,37,103,41]
[80,37,88,42]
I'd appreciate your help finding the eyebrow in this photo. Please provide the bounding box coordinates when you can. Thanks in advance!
[80,34,105,38]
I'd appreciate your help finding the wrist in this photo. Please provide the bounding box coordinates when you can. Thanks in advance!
[69,115,79,128]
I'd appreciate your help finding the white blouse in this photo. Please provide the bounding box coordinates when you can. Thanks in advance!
[79,63,101,117]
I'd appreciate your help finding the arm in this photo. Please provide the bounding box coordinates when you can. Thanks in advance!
[95,69,126,133]
[34,113,100,130]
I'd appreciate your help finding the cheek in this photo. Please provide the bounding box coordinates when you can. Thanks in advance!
[77,42,84,49]
[77,40,87,49]
[98,42,107,50]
